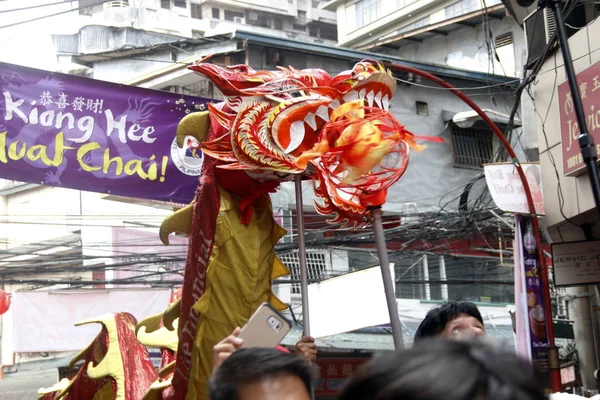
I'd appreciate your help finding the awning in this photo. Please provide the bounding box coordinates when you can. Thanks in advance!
[444,109,522,129]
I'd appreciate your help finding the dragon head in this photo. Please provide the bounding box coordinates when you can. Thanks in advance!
[186,59,427,227]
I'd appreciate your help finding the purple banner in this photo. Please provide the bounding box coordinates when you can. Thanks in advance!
[0,62,214,204]
[517,215,551,387]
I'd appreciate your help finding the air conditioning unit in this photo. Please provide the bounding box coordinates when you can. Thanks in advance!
[233,16,245,24]
[523,8,556,70]
[524,5,594,70]
[248,12,258,20]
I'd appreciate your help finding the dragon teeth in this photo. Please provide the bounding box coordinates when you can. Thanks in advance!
[382,94,390,111]
[366,91,375,107]
[329,99,341,109]
[359,89,366,100]
[343,91,358,103]
[316,105,330,122]
[285,120,305,154]
[305,112,317,130]
[374,92,383,108]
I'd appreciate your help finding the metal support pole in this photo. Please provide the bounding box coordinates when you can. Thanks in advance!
[548,0,600,212]
[439,255,448,301]
[372,207,404,350]
[423,255,430,300]
[294,175,310,336]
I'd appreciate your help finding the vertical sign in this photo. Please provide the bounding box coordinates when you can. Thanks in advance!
[516,215,551,387]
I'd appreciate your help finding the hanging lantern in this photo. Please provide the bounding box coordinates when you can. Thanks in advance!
[0,290,10,315]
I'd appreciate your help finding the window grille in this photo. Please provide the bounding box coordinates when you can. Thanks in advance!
[495,32,513,48]
[451,125,494,168]
[278,250,330,295]
[161,0,170,9]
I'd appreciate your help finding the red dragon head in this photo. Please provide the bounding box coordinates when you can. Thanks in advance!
[191,59,432,227]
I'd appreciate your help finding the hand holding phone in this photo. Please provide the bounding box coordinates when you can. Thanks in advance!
[238,303,292,348]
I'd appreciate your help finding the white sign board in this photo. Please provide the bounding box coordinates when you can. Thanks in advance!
[484,163,544,215]
[12,289,170,352]
[307,264,394,339]
[552,240,600,286]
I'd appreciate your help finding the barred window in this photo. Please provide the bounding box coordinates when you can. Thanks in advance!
[278,251,329,295]
[451,125,494,168]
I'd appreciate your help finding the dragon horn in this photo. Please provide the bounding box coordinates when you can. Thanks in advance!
[159,203,193,245]
[175,111,211,147]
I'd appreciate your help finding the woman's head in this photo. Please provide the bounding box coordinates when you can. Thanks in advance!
[337,339,546,400]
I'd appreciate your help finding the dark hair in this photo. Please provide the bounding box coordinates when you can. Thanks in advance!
[209,348,315,400]
[414,301,484,341]
[337,339,547,400]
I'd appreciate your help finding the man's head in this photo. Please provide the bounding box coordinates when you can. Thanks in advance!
[209,348,315,400]
[414,301,485,342]
[337,339,546,400]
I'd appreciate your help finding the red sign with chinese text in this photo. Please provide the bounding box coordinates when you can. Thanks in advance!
[314,357,370,398]
[558,60,600,176]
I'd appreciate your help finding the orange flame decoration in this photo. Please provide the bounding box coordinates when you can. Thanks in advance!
[195,59,441,228]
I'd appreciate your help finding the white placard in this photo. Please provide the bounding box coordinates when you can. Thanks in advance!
[307,264,395,339]
[483,163,544,215]
[552,240,600,286]
[12,289,170,352]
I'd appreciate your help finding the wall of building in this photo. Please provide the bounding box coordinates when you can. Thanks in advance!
[394,17,525,79]
[534,17,600,240]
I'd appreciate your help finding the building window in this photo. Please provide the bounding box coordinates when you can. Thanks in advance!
[293,24,306,31]
[212,7,220,19]
[161,0,170,9]
[312,0,320,7]
[319,24,338,41]
[224,10,245,22]
[444,0,479,19]
[494,32,516,76]
[297,10,307,23]
[279,251,329,295]
[274,18,283,30]
[174,0,186,7]
[309,24,319,37]
[451,125,495,168]
[247,11,270,28]
[355,0,382,28]
[191,3,201,18]
[416,101,429,116]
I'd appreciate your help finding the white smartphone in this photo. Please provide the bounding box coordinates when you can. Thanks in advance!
[238,302,292,348]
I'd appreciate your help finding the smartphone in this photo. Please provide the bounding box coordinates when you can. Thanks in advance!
[238,302,292,348]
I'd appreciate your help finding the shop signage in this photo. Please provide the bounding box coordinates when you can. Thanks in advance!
[314,357,370,398]
[552,240,600,286]
[558,60,600,176]
[484,163,544,215]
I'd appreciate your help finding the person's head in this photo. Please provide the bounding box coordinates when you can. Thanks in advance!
[337,339,547,400]
[526,166,541,192]
[414,301,485,341]
[209,347,315,400]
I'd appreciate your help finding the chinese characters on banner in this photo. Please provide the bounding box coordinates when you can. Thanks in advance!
[314,358,370,398]
[558,60,600,176]
[0,62,214,204]
[515,215,551,388]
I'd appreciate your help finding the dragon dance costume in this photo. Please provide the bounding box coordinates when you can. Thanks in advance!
[40,59,436,400]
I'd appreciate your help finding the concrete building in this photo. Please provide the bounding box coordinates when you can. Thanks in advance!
[321,0,540,155]
[530,10,600,390]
